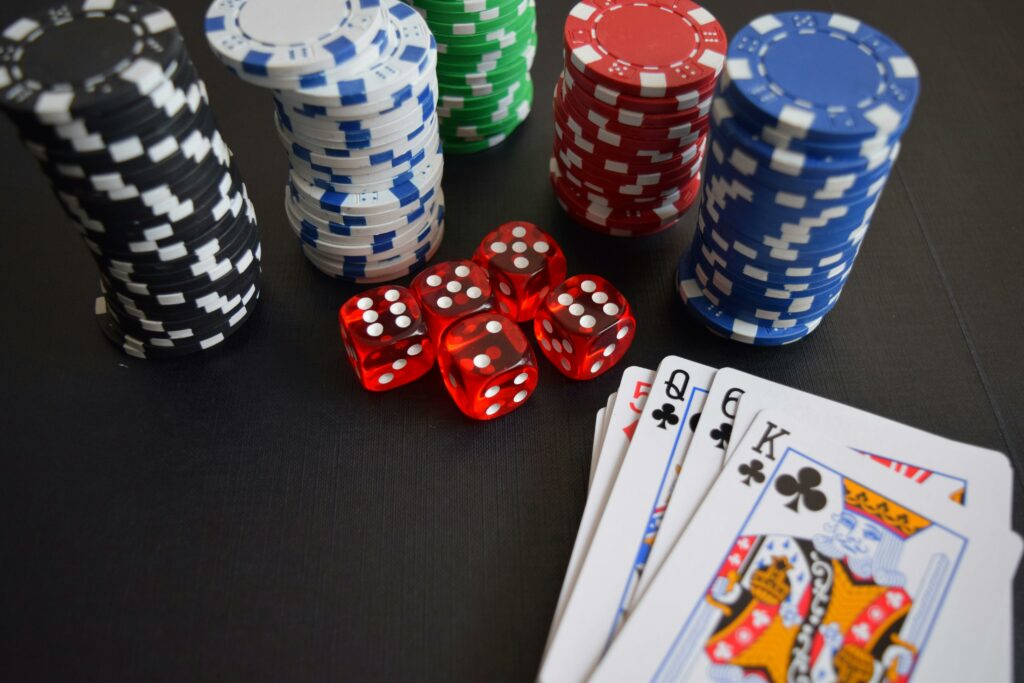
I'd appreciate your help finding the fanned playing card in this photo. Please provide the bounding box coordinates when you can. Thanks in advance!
[541,367,655,659]
[590,410,1021,683]
[540,357,715,683]
[634,368,1014,606]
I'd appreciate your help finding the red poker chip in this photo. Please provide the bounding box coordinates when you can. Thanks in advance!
[554,92,709,156]
[555,187,684,235]
[556,189,689,236]
[554,125,706,176]
[555,153,690,202]
[561,69,712,130]
[558,77,710,143]
[564,60,717,115]
[563,0,726,98]
[553,139,703,196]
[552,116,705,169]
[560,164,699,205]
[562,204,680,236]
[553,142,704,195]
[550,157,701,227]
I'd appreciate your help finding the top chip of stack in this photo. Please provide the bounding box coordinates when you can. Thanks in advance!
[550,0,725,236]
[205,0,445,283]
[409,0,537,154]
[676,11,919,345]
[0,0,261,359]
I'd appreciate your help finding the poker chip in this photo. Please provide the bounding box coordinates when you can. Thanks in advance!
[407,0,536,154]
[0,0,260,359]
[563,0,726,98]
[551,0,724,236]
[677,12,919,345]
[205,0,444,281]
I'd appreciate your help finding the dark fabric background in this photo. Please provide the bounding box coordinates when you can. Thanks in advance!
[1,0,1021,680]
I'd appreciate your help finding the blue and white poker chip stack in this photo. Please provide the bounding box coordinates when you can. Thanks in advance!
[205,0,445,283]
[0,0,261,360]
[676,12,919,345]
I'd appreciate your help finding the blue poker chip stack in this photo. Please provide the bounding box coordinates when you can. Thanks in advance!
[676,12,919,345]
[205,0,445,283]
[0,0,261,360]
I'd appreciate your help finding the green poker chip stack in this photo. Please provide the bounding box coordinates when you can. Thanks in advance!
[409,0,536,154]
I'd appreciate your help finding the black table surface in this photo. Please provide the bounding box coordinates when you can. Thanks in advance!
[2,0,1022,680]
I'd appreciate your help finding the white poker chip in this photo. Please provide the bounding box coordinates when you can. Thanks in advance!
[204,0,386,79]
[206,0,445,281]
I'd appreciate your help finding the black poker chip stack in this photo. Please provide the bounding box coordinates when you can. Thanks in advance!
[0,0,261,359]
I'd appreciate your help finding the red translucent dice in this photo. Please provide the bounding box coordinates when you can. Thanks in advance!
[410,259,496,346]
[438,312,539,420]
[534,275,635,380]
[473,221,567,322]
[339,285,435,391]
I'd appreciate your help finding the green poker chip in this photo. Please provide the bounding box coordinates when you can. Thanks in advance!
[435,6,535,51]
[435,40,535,83]
[409,0,517,13]
[440,108,529,154]
[418,0,526,24]
[438,76,533,124]
[436,64,524,96]
[440,95,532,139]
[438,75,528,112]
[412,0,536,154]
[424,0,530,38]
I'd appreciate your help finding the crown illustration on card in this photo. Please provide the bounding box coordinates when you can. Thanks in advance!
[843,480,931,538]
[749,555,792,605]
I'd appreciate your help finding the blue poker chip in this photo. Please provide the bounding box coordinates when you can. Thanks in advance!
[699,178,881,250]
[693,266,843,328]
[725,12,920,142]
[676,249,826,346]
[706,126,898,198]
[690,220,857,289]
[718,76,911,157]
[697,198,868,257]
[689,238,849,316]
[701,160,888,224]
[710,97,899,179]
[695,207,863,270]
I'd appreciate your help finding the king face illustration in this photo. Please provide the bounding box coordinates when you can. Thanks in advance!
[654,471,962,683]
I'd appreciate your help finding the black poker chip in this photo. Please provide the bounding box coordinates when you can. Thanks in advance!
[0,1,261,359]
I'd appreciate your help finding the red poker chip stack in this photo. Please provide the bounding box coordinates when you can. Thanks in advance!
[550,0,726,236]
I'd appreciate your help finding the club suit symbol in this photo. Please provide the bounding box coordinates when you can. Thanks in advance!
[710,422,732,450]
[652,402,679,430]
[775,467,827,512]
[738,459,764,486]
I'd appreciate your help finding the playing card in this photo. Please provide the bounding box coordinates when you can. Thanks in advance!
[590,410,1021,683]
[634,367,1015,607]
[542,368,655,658]
[540,357,716,683]
[591,405,607,491]
[590,392,617,490]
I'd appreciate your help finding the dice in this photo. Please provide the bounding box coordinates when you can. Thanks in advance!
[410,259,496,345]
[473,221,567,322]
[534,275,635,380]
[339,286,435,391]
[438,312,539,420]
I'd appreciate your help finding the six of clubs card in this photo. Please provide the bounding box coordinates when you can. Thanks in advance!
[542,359,1020,683]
